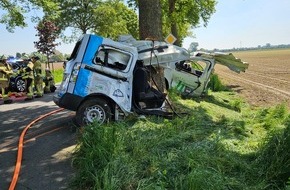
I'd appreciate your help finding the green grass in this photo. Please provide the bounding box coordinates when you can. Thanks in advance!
[52,69,64,83]
[70,88,290,190]
[208,73,228,92]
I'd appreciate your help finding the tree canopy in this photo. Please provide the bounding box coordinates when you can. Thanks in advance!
[164,0,217,45]
[0,0,27,32]
[1,0,216,47]
[49,0,138,42]
[128,0,217,45]
[1,0,138,41]
[0,0,60,32]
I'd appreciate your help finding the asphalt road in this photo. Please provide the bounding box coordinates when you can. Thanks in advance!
[0,92,77,190]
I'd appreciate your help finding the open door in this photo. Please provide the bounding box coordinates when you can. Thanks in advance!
[195,52,249,73]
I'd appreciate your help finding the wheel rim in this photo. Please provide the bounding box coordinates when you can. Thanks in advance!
[83,105,106,124]
[16,80,25,92]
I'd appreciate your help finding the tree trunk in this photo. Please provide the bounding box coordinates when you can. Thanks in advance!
[139,0,163,40]
[46,54,50,70]
[169,0,181,46]
[139,0,166,92]
[52,62,54,72]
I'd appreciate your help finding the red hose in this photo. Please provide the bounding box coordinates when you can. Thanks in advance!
[9,108,64,190]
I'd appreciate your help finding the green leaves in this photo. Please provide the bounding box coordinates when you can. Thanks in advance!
[162,0,217,45]
[0,0,27,32]
[2,0,216,48]
[126,0,217,45]
[49,0,138,41]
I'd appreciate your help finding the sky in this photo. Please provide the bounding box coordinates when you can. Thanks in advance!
[183,0,290,50]
[1,0,290,56]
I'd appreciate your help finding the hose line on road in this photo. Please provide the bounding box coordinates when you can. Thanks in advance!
[9,108,64,190]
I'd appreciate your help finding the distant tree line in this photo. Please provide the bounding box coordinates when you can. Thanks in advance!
[13,51,69,63]
[199,43,290,52]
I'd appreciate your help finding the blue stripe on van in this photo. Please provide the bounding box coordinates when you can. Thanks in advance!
[83,35,103,66]
[74,35,103,97]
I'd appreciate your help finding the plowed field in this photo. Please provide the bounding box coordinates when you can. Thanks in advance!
[215,49,290,108]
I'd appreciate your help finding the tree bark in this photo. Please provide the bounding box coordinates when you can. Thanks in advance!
[139,0,163,40]
[168,0,181,46]
[139,0,166,92]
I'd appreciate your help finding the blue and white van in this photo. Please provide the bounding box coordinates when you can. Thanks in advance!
[54,34,248,126]
[53,34,186,126]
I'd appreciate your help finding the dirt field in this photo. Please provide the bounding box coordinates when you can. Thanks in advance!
[214,48,290,108]
[44,62,64,70]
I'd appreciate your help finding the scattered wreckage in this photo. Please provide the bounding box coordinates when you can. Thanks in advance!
[53,34,248,126]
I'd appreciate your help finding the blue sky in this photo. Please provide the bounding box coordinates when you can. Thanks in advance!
[183,0,290,49]
[1,0,290,56]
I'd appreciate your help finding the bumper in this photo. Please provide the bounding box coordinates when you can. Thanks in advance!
[53,93,83,111]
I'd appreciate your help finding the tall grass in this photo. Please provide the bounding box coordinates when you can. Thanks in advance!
[208,74,227,92]
[254,114,290,189]
[70,89,290,190]
[71,123,118,189]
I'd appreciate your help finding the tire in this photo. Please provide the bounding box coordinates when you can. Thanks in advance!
[75,98,112,127]
[15,78,26,92]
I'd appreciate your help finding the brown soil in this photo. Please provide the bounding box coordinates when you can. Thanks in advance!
[43,62,64,70]
[214,49,290,108]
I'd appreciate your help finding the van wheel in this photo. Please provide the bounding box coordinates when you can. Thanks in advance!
[75,98,112,127]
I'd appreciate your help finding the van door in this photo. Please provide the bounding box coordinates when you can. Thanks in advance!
[169,59,212,96]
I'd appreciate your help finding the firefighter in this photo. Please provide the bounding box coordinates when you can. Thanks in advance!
[31,55,43,98]
[43,68,56,93]
[0,55,13,104]
[21,55,34,100]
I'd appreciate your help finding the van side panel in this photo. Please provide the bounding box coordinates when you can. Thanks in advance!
[74,35,103,97]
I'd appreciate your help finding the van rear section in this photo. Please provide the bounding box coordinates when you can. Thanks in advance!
[53,34,139,126]
[53,34,93,111]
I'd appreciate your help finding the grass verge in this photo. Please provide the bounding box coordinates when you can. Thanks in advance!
[70,87,290,190]
[52,69,64,83]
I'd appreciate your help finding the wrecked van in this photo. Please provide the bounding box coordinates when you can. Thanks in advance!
[53,34,248,126]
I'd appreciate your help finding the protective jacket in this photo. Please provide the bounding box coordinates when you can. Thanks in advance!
[0,62,13,86]
[44,69,56,93]
[22,61,34,79]
[32,59,43,97]
[0,61,13,102]
[33,60,42,77]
